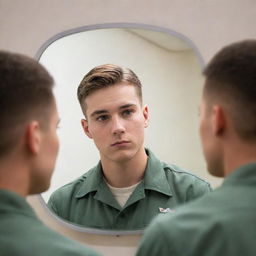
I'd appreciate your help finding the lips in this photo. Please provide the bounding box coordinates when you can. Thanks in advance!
[111,140,130,147]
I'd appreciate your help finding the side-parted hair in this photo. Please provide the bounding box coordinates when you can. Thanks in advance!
[203,39,256,141]
[77,64,143,116]
[0,50,54,158]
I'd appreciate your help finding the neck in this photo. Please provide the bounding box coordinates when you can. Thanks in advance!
[100,147,148,188]
[223,142,256,177]
[0,155,29,197]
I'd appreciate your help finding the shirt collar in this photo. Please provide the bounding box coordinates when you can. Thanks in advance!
[75,162,104,198]
[75,148,172,198]
[143,149,172,196]
[75,163,122,210]
[222,162,256,187]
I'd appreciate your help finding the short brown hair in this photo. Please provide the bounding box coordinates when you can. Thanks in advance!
[0,50,54,157]
[77,64,143,116]
[203,39,256,140]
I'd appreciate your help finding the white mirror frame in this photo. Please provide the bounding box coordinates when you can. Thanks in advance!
[35,22,204,235]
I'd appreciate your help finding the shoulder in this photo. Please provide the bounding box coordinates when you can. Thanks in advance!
[137,193,222,256]
[146,149,211,190]
[1,208,101,256]
[49,167,97,200]
[137,186,256,256]
[162,162,212,197]
[163,162,209,184]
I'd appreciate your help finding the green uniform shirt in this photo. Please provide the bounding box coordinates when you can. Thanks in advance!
[48,149,211,230]
[0,189,101,256]
[136,163,256,256]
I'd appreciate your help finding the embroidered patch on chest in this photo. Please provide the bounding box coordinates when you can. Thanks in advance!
[158,207,175,213]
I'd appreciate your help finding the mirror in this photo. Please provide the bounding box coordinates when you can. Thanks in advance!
[38,24,209,233]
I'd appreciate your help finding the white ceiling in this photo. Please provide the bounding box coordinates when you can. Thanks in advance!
[127,28,192,52]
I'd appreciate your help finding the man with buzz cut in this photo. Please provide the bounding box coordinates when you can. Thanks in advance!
[0,50,101,256]
[136,39,256,256]
[48,64,211,230]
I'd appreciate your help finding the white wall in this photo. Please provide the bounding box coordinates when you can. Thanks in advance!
[1,0,255,62]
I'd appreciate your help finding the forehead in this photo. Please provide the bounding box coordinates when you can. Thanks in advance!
[85,83,141,115]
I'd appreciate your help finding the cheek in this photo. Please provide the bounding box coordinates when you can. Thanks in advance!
[130,119,145,136]
[199,114,209,140]
[88,127,108,149]
[50,130,59,157]
[89,126,104,139]
[199,120,209,155]
[199,121,204,142]
[133,113,147,126]
[55,135,60,154]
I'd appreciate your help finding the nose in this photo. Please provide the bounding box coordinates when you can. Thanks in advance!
[111,116,125,135]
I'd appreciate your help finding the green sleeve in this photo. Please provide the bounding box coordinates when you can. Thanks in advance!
[186,176,212,202]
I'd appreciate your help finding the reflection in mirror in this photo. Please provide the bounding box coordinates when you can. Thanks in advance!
[39,26,212,231]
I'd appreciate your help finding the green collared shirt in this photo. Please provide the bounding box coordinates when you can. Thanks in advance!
[136,163,256,256]
[48,149,211,230]
[0,189,100,256]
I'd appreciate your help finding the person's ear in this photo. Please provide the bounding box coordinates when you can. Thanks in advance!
[212,105,225,136]
[143,105,149,128]
[25,121,41,154]
[81,119,93,139]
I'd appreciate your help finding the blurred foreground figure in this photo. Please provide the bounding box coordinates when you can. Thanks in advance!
[136,39,256,256]
[0,51,100,256]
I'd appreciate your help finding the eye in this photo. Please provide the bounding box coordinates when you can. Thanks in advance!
[122,109,134,117]
[96,115,109,122]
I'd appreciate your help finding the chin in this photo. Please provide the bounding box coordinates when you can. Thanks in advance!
[208,164,224,178]
[29,181,51,195]
[113,151,135,163]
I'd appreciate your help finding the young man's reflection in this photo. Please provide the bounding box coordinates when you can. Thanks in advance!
[48,64,211,230]
[0,51,100,256]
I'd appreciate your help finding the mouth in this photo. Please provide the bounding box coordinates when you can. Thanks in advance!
[111,140,130,147]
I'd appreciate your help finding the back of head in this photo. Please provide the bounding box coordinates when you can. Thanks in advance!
[203,39,256,141]
[0,50,54,158]
[77,64,143,116]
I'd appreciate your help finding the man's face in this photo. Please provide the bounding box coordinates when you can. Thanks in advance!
[199,92,224,177]
[82,83,148,163]
[30,100,60,194]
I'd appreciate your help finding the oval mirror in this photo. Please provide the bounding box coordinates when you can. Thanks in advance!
[37,23,212,234]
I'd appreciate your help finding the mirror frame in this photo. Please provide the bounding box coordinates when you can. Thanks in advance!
[35,22,204,235]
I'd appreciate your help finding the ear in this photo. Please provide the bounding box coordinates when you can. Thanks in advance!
[143,105,149,128]
[81,119,93,139]
[212,105,225,136]
[25,121,41,154]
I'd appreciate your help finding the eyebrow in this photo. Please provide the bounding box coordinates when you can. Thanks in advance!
[120,103,137,109]
[90,110,108,118]
[90,104,137,118]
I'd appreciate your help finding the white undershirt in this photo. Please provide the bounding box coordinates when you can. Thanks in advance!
[106,180,141,208]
